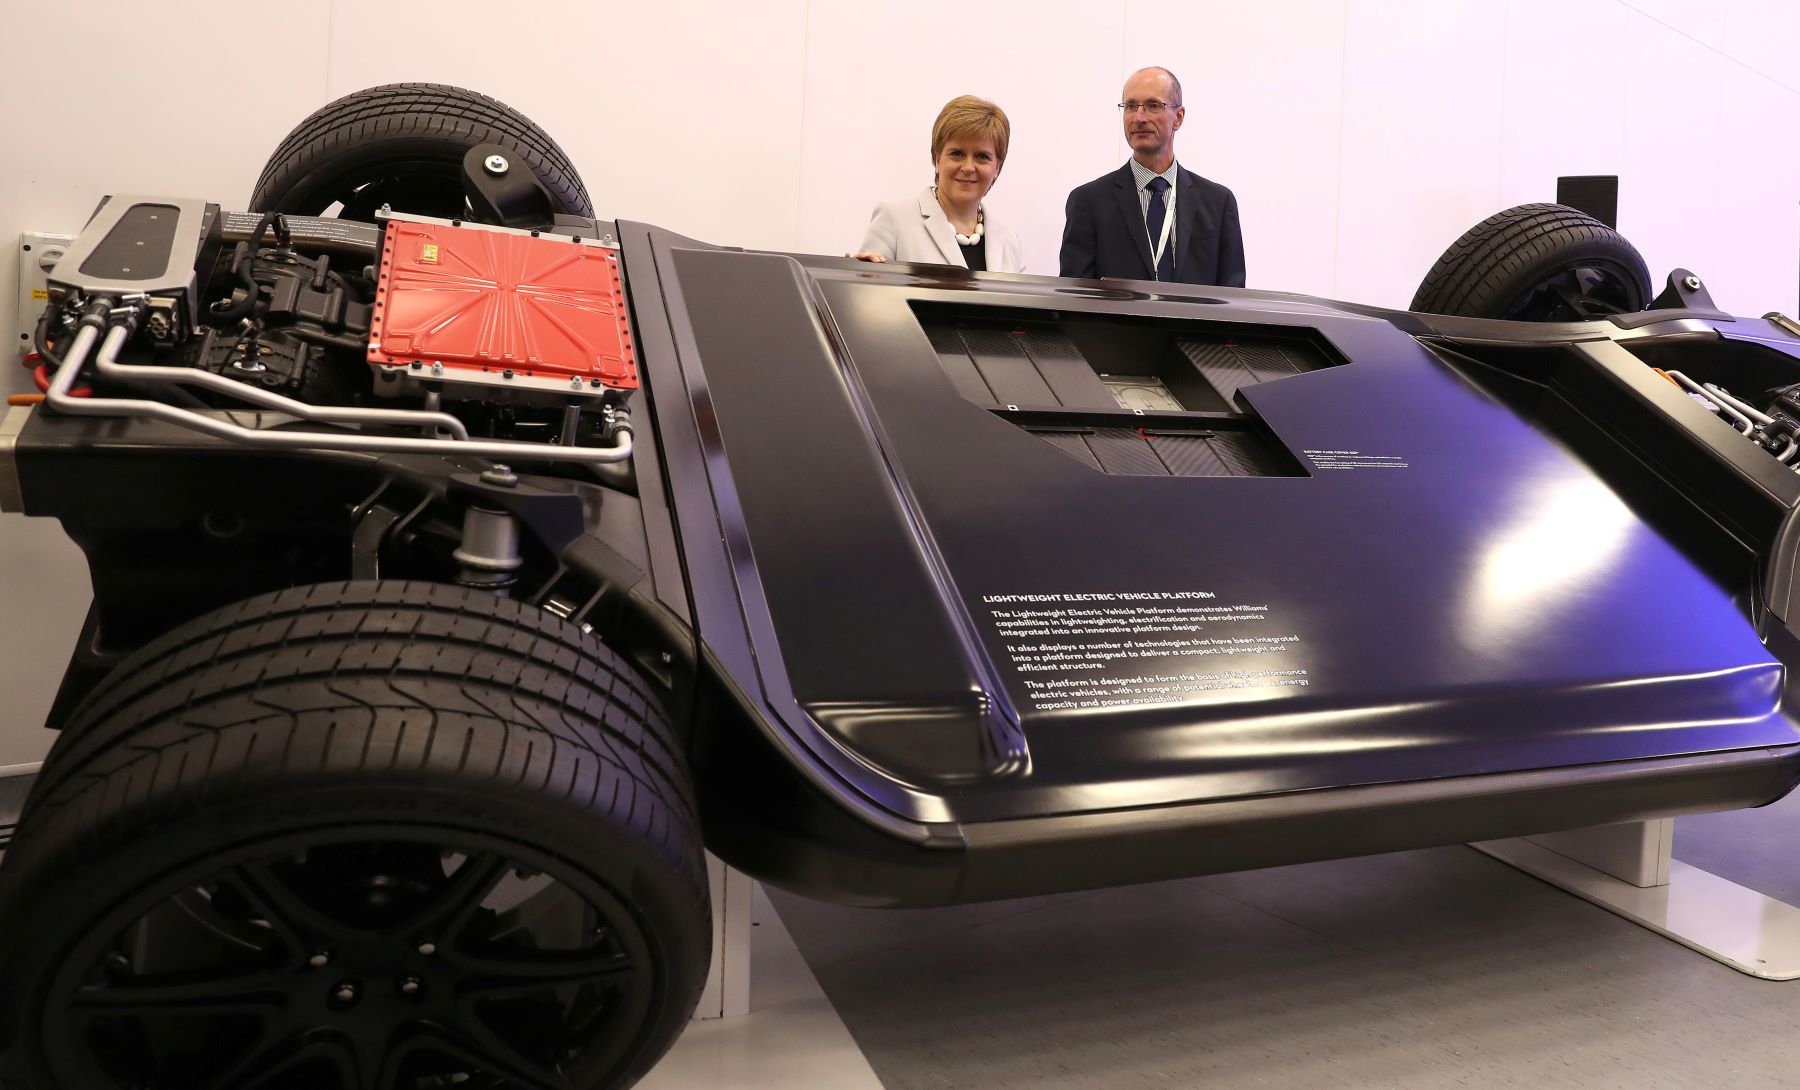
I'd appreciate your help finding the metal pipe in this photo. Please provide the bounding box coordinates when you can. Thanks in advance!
[90,331,472,440]
[1701,382,1773,426]
[48,320,634,464]
[1665,371,1752,433]
[44,324,101,403]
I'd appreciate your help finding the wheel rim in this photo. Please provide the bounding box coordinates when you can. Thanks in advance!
[39,826,660,1090]
[1499,260,1643,321]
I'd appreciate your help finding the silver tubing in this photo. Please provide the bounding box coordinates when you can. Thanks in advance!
[94,337,472,440]
[1665,370,1752,433]
[1765,312,1800,339]
[45,314,633,465]
[1701,382,1774,426]
[45,323,101,401]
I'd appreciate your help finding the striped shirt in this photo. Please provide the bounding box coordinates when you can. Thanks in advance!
[1129,158,1180,261]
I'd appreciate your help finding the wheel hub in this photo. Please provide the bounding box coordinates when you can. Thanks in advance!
[39,836,659,1089]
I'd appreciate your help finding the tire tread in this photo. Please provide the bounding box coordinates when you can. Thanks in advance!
[1411,202,1650,318]
[249,83,592,217]
[0,582,706,1089]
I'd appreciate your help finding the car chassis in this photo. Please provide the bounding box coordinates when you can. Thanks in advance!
[5,87,1800,1090]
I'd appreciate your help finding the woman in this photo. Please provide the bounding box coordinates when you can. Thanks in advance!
[853,95,1025,273]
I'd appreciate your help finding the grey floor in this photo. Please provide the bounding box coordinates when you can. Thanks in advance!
[767,800,1800,1089]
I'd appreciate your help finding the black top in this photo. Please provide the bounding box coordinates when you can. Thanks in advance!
[959,236,987,272]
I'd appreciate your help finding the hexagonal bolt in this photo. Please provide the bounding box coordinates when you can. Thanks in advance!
[1684,275,1703,291]
[480,465,518,488]
[484,154,510,176]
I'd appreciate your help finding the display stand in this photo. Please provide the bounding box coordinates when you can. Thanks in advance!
[1473,819,1800,980]
[693,853,756,1018]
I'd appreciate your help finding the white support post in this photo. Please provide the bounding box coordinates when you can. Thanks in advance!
[1474,819,1800,980]
[692,853,754,1019]
[1527,818,1673,887]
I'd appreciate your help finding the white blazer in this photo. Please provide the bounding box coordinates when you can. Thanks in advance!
[858,187,1026,273]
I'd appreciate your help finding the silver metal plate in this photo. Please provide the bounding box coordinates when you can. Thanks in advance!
[48,195,206,303]
[1100,374,1184,412]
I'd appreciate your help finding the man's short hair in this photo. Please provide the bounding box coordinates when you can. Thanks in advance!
[931,95,1012,168]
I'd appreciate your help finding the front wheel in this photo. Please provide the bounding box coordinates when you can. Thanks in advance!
[0,581,708,1090]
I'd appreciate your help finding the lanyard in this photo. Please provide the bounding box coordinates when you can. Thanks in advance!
[1148,190,1174,279]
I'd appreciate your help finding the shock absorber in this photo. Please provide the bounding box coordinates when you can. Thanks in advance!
[452,465,523,592]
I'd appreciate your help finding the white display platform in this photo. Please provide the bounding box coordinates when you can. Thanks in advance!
[694,854,754,1019]
[1474,819,1800,980]
[642,883,883,1089]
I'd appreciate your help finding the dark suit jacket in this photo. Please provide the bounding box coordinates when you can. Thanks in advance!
[1059,162,1245,287]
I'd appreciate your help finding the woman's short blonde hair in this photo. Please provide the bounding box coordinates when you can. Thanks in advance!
[930,95,1010,168]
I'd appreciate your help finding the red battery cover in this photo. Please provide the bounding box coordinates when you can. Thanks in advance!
[368,220,638,389]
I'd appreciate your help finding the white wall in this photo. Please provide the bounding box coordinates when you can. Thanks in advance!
[2,0,1798,361]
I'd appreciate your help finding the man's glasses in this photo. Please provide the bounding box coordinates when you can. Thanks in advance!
[1119,100,1178,115]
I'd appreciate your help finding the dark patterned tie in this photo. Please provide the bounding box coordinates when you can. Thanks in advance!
[1145,176,1174,281]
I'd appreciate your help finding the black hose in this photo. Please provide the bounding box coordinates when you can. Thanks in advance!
[330,266,378,303]
[250,210,279,250]
[210,212,281,323]
[33,308,62,371]
[209,241,259,322]
[285,325,369,353]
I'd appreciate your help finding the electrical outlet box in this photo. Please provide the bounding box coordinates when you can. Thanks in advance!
[17,232,76,365]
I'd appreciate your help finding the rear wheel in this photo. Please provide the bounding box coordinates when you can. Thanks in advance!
[0,581,707,1090]
[250,83,593,221]
[1411,202,1650,321]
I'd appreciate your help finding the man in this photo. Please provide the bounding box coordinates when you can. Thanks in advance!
[1060,66,1245,287]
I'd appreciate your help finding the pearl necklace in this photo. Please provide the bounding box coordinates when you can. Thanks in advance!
[933,186,984,245]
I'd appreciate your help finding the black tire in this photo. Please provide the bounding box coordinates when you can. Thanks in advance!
[1411,202,1651,321]
[250,83,593,221]
[0,581,707,1090]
